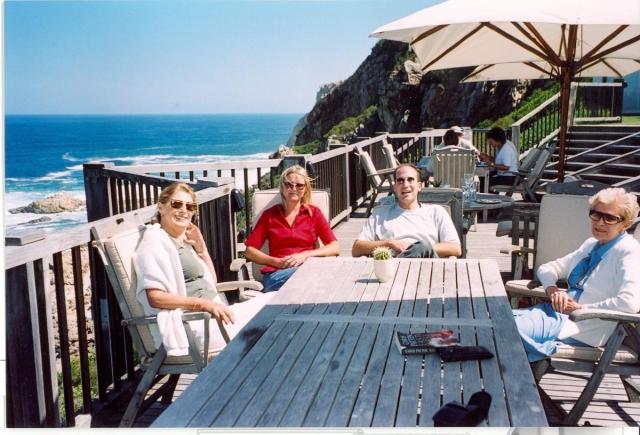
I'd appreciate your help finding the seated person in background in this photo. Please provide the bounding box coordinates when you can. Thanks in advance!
[513,188,640,362]
[479,126,519,189]
[352,164,462,258]
[435,126,479,154]
[133,182,272,352]
[425,129,463,176]
[245,165,340,292]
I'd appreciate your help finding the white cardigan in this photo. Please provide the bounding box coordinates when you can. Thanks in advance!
[537,233,640,347]
[132,224,219,356]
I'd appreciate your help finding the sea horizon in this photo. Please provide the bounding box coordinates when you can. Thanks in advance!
[5,113,303,233]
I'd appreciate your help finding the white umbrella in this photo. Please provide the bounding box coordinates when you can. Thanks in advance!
[371,0,640,181]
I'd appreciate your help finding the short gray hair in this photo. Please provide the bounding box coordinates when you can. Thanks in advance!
[589,188,639,227]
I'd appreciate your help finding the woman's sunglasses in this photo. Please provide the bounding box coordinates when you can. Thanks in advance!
[170,199,198,212]
[283,181,305,190]
[588,209,623,225]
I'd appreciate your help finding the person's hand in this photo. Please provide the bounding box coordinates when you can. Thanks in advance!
[563,299,582,314]
[184,223,206,255]
[281,251,309,268]
[386,240,412,255]
[202,300,235,324]
[549,288,574,313]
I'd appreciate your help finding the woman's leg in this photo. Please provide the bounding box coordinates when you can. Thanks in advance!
[513,303,568,362]
[262,267,298,292]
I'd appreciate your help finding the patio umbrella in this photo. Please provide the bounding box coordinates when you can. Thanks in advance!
[371,0,640,181]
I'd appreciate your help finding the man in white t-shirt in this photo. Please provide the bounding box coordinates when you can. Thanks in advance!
[352,164,462,258]
[479,126,519,188]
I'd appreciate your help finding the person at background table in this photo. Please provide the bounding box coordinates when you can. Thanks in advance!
[479,126,519,190]
[134,182,272,351]
[424,129,465,178]
[434,126,479,154]
[245,165,340,292]
[513,188,640,362]
[352,164,462,258]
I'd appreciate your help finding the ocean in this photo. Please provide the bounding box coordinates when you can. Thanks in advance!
[5,114,302,233]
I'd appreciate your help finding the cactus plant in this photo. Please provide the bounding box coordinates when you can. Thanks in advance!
[372,246,393,261]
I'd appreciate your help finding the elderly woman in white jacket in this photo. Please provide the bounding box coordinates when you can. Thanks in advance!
[133,182,271,355]
[513,187,640,362]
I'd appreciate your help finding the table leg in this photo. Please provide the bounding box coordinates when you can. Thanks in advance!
[482,173,489,222]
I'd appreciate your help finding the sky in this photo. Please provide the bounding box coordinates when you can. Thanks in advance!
[4,0,439,115]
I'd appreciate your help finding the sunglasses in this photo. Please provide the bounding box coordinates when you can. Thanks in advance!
[170,199,198,212]
[283,181,305,190]
[395,176,417,184]
[589,209,623,225]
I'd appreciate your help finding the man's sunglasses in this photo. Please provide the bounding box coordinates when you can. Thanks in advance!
[170,199,198,212]
[588,209,623,225]
[284,181,305,190]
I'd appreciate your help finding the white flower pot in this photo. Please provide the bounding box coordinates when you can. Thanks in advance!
[373,259,396,283]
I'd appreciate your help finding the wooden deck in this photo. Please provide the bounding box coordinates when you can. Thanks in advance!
[102,205,639,428]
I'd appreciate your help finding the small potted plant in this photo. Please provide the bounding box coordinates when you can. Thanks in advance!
[372,246,396,283]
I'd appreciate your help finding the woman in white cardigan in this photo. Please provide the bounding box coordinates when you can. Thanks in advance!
[133,182,270,355]
[514,188,640,362]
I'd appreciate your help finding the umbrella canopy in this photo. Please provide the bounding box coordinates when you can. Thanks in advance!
[371,0,640,181]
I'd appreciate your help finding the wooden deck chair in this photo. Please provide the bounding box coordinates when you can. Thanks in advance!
[91,214,263,427]
[381,140,399,169]
[231,189,331,283]
[516,229,640,426]
[417,187,466,257]
[492,142,556,202]
[355,147,395,216]
[431,147,476,189]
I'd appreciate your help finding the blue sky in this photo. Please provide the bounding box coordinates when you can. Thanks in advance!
[5,0,437,114]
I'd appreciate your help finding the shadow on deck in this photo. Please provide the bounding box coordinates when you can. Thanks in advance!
[100,204,639,428]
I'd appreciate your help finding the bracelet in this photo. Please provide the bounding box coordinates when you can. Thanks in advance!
[191,300,200,311]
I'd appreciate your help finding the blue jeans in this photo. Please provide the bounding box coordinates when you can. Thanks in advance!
[262,267,298,292]
[513,303,568,362]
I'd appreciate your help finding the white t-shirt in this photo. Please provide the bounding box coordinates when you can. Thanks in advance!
[495,140,519,175]
[356,203,461,255]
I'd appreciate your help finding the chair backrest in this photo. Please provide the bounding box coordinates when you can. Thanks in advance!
[524,147,554,190]
[431,148,476,188]
[534,194,593,270]
[356,148,383,188]
[91,215,159,358]
[519,147,541,173]
[250,189,331,281]
[417,187,465,256]
[381,141,398,169]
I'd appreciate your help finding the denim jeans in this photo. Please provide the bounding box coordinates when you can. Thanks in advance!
[262,267,298,292]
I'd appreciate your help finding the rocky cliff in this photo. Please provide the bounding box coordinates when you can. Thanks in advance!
[291,40,545,147]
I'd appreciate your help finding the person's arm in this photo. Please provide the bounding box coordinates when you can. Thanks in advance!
[245,246,285,269]
[536,240,593,289]
[145,289,234,324]
[433,242,462,257]
[351,239,412,257]
[282,240,340,268]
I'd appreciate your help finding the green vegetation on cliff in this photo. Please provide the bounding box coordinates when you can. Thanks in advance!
[326,105,378,141]
[478,83,560,129]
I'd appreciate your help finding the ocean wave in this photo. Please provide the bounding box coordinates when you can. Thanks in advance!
[62,152,82,162]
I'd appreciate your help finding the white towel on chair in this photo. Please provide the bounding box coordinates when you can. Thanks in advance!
[156,308,189,356]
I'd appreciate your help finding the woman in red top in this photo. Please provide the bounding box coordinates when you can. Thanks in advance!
[245,165,340,292]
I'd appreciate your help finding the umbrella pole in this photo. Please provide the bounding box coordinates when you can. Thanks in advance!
[557,69,572,182]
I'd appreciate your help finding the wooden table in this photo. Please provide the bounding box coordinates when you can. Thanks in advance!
[153,257,547,428]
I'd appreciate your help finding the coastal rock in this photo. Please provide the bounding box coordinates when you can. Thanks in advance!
[294,40,547,146]
[10,192,85,214]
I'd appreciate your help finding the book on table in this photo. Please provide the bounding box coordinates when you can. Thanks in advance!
[395,329,459,355]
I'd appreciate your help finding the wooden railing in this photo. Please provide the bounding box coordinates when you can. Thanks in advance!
[5,180,236,427]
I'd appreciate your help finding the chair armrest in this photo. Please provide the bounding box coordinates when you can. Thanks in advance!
[217,280,264,292]
[505,280,547,299]
[230,258,247,272]
[500,244,534,256]
[122,311,211,326]
[570,309,640,324]
[181,311,212,322]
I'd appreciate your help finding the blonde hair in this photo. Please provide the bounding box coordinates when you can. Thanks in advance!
[589,187,639,227]
[156,182,198,224]
[280,165,313,205]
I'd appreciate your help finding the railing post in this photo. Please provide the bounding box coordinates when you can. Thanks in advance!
[6,258,60,427]
[83,162,114,222]
[568,82,579,127]
[510,124,521,150]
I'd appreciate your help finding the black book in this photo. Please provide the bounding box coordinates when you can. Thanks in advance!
[395,330,460,355]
